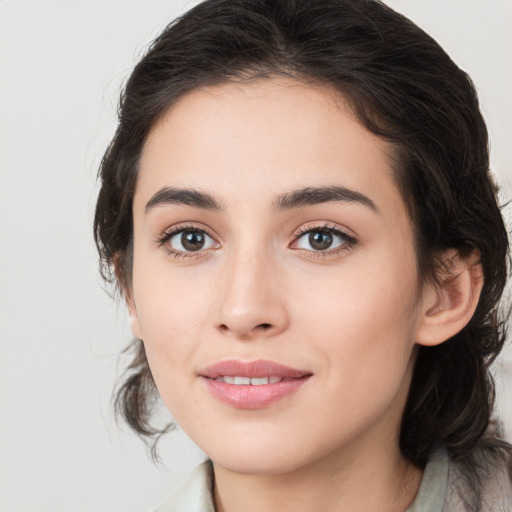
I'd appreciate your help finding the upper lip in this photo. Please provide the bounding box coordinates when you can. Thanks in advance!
[199,359,311,379]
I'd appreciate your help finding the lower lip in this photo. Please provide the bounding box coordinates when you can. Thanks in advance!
[203,377,310,409]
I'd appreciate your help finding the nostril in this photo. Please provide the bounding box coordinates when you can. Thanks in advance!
[216,322,274,337]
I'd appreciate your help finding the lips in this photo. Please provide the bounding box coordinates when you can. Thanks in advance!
[199,359,312,409]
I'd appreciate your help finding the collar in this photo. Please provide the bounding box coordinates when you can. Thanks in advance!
[153,449,450,512]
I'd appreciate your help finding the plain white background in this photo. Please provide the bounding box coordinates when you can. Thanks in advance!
[0,1,511,510]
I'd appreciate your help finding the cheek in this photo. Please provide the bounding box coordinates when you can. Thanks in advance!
[292,254,420,374]
[131,264,213,380]
[296,251,417,320]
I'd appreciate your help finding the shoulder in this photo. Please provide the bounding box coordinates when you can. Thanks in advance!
[408,443,512,512]
[152,460,215,512]
[151,447,512,512]
[446,443,512,512]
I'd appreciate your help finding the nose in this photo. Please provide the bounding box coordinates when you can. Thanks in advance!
[216,246,289,340]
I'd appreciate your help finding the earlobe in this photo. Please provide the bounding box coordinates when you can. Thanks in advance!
[415,250,483,347]
[112,251,143,340]
[127,294,143,340]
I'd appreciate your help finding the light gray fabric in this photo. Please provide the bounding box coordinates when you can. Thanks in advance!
[152,448,512,512]
[445,450,512,512]
[406,448,449,512]
[153,460,215,512]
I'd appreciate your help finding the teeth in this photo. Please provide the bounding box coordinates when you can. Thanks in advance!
[250,377,269,385]
[213,376,283,385]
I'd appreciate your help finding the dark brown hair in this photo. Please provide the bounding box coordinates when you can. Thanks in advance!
[94,0,510,502]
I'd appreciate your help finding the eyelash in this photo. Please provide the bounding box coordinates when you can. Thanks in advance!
[156,222,358,259]
[156,224,218,260]
[291,222,358,258]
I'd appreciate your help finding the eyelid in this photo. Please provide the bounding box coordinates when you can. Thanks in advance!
[155,221,357,260]
[290,222,358,255]
[155,222,220,258]
[155,222,211,244]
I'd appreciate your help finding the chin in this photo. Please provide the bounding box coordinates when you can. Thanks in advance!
[201,432,334,476]
[212,452,306,476]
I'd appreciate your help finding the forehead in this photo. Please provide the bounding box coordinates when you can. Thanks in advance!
[136,77,405,221]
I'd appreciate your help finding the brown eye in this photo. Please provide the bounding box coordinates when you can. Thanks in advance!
[308,230,333,250]
[293,226,354,253]
[167,229,217,253]
[181,231,205,251]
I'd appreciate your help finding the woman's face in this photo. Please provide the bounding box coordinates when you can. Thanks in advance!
[129,78,428,474]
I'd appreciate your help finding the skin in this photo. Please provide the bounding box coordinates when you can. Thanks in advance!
[127,78,483,512]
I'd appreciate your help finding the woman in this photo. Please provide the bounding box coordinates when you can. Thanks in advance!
[94,0,512,510]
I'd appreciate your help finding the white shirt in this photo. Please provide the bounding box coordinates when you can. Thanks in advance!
[152,447,512,512]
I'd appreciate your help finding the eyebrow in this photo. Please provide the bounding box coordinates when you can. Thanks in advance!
[274,186,379,212]
[145,187,223,213]
[144,185,378,213]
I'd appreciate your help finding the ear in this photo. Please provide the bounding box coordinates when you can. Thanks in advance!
[126,291,143,340]
[113,252,143,340]
[415,250,483,347]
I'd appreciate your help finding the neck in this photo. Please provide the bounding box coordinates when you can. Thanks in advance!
[212,439,422,512]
